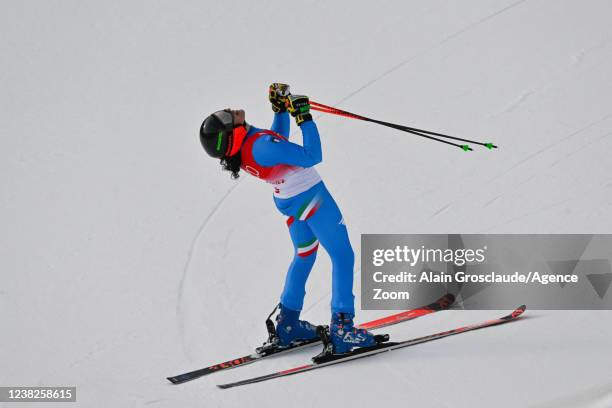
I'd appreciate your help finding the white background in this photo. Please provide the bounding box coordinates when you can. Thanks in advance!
[2,1,612,407]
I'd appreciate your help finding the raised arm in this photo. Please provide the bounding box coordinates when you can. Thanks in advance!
[253,120,322,168]
[270,112,290,138]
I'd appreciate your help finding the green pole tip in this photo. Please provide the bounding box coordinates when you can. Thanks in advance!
[461,145,472,152]
[485,142,497,150]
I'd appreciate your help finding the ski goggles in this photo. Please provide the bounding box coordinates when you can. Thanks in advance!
[212,109,247,157]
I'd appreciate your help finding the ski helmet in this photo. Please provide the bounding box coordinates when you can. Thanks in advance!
[199,109,247,159]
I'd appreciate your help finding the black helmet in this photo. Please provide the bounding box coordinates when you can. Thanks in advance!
[199,110,246,158]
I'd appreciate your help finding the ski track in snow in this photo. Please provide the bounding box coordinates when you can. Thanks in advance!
[487,111,612,184]
[176,180,243,359]
[332,0,528,108]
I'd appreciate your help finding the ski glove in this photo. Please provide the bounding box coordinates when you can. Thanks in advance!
[287,94,313,125]
[269,83,291,113]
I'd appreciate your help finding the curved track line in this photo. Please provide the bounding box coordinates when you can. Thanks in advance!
[176,180,242,358]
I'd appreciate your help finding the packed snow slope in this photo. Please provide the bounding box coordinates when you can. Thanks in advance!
[2,1,612,407]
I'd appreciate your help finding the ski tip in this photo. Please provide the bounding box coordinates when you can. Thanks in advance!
[217,384,231,390]
[166,377,179,384]
[512,305,527,318]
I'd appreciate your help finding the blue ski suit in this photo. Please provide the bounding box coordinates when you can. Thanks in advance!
[244,112,355,314]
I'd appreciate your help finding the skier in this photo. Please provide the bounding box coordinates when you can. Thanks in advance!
[199,84,386,355]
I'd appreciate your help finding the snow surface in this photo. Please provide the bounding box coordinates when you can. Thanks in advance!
[2,1,612,407]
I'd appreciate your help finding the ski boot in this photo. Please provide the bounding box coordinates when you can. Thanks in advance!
[275,304,319,347]
[312,312,389,363]
[256,304,319,355]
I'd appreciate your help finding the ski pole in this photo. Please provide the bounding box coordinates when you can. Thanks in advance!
[310,100,497,151]
[310,102,470,150]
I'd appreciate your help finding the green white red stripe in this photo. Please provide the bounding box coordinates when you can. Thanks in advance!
[296,194,322,221]
[297,238,319,257]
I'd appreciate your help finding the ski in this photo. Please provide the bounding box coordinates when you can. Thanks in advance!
[166,293,454,384]
[217,305,526,389]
